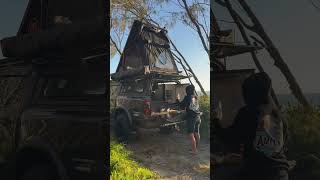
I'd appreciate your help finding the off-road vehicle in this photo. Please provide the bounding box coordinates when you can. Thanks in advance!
[0,0,107,179]
[111,20,193,140]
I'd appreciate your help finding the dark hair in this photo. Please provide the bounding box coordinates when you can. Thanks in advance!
[242,72,271,107]
[186,85,195,95]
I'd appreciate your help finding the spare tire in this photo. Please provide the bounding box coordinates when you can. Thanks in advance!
[114,113,131,141]
[19,163,59,180]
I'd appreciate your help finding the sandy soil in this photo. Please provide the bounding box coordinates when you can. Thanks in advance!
[124,128,210,180]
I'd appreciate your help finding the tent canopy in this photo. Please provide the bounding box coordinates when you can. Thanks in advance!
[18,0,105,34]
[115,20,179,76]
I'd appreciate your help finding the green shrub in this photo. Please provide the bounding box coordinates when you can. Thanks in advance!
[199,95,210,140]
[110,141,159,180]
[285,105,320,157]
[283,105,320,180]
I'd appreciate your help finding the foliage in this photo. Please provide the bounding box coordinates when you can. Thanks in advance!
[198,95,210,140]
[285,105,320,156]
[110,140,159,180]
[283,105,320,180]
[110,0,170,58]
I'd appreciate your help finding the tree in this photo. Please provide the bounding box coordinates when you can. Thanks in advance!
[110,0,209,95]
[110,0,171,58]
[214,0,311,109]
[110,0,210,58]
[176,0,210,56]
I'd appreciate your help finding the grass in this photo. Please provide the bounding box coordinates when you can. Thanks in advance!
[110,140,159,180]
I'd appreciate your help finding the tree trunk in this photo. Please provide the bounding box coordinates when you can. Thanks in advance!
[170,39,207,96]
[211,10,226,70]
[181,0,209,56]
[224,0,280,108]
[236,0,311,109]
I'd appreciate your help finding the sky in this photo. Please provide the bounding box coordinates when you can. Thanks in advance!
[212,0,320,94]
[0,1,27,39]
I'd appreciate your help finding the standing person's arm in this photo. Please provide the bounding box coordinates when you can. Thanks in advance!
[168,96,187,108]
[179,96,189,110]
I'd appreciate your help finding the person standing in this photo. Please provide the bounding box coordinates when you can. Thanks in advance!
[177,85,202,155]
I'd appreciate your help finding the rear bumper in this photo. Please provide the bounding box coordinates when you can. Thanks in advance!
[132,112,184,129]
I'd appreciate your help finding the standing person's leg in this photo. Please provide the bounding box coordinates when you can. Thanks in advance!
[189,133,197,154]
[187,118,197,154]
[194,121,201,149]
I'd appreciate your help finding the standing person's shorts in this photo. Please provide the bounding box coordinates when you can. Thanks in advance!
[186,116,201,134]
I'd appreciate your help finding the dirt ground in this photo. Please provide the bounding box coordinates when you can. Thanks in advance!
[124,128,210,180]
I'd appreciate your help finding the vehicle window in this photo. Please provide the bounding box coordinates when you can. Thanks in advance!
[154,49,175,70]
[120,80,147,96]
[48,0,104,27]
[43,77,105,97]
[165,89,173,100]
[42,58,105,97]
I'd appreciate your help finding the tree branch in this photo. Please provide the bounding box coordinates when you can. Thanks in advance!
[309,0,320,12]
[234,12,257,33]
[250,35,265,48]
[170,39,207,96]
[110,36,122,55]
[180,0,209,55]
[236,0,311,109]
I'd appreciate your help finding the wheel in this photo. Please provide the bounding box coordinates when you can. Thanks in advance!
[19,163,59,180]
[114,113,131,141]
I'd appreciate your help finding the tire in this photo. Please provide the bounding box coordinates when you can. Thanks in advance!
[114,113,131,141]
[19,163,59,180]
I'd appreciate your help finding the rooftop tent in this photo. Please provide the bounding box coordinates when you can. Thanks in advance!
[18,0,105,34]
[47,0,105,24]
[3,0,107,58]
[115,20,179,76]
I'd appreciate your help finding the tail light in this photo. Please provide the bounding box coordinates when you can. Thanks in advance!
[143,99,152,116]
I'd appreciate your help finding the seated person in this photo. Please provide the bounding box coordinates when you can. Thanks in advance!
[213,72,290,180]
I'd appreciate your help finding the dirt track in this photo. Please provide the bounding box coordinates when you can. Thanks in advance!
[124,128,210,180]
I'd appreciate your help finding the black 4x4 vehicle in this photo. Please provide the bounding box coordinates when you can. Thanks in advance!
[0,56,106,180]
[0,0,107,179]
[111,20,192,140]
[113,73,190,140]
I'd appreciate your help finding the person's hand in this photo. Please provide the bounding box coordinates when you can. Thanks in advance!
[176,93,180,101]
